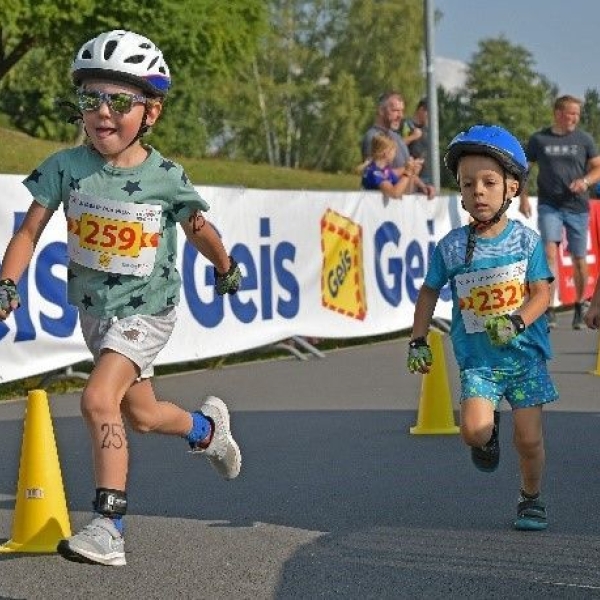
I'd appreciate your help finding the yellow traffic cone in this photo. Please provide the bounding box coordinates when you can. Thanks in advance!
[0,389,71,553]
[590,332,600,376]
[410,330,460,435]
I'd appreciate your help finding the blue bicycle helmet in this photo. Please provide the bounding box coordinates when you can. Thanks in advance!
[444,125,528,195]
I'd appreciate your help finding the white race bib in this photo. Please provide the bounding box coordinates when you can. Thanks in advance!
[67,192,162,277]
[455,260,527,334]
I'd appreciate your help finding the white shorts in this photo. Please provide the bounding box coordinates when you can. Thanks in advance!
[79,307,177,379]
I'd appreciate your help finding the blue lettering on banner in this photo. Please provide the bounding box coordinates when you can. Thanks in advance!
[181,217,299,328]
[374,218,450,306]
[2,209,451,343]
[0,212,77,342]
[36,242,78,337]
[375,222,403,306]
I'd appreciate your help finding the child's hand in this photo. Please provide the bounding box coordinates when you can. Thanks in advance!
[0,278,20,319]
[407,337,433,373]
[214,257,241,295]
[484,314,525,346]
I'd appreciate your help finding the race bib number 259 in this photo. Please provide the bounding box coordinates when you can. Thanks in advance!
[67,192,162,277]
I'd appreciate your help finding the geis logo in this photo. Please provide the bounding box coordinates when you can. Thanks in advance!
[320,209,367,321]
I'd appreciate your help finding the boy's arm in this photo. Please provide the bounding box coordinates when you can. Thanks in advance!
[1,201,54,281]
[181,211,230,273]
[0,200,54,319]
[516,278,551,326]
[180,211,241,294]
[485,278,551,345]
[407,285,441,374]
[410,285,440,340]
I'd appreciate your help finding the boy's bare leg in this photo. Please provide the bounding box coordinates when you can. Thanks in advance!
[512,405,545,495]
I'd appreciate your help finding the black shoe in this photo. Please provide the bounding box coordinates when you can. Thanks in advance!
[514,493,548,531]
[546,307,557,329]
[471,411,500,472]
[572,301,588,330]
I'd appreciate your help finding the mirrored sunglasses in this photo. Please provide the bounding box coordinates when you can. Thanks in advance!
[77,91,147,114]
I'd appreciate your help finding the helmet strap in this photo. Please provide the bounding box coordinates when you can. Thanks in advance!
[127,104,150,148]
[464,175,511,265]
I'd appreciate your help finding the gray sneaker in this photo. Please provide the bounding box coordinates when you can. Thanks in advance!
[190,396,241,480]
[57,517,125,566]
[572,301,590,330]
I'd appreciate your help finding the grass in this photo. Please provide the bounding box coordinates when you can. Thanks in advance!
[0,126,360,190]
[0,124,404,401]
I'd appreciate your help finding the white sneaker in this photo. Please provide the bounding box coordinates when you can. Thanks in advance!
[190,396,241,480]
[57,517,126,566]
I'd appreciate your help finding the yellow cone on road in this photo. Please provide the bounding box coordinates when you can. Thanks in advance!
[0,389,71,553]
[410,330,460,435]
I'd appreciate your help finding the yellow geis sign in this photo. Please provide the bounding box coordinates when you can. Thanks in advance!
[320,209,367,321]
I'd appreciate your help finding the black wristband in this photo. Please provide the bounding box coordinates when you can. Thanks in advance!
[508,314,526,333]
[409,336,428,348]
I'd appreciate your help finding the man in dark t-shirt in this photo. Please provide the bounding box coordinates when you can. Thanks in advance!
[519,95,600,329]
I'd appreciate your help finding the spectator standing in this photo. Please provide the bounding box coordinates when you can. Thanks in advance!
[519,95,600,329]
[401,97,431,183]
[360,132,418,199]
[361,91,435,199]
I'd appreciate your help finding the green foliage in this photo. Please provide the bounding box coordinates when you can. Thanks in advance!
[205,0,426,171]
[4,2,600,180]
[0,0,268,152]
[436,86,472,190]
[436,35,561,192]
[582,89,600,148]
[330,0,424,107]
[0,124,361,190]
[465,36,556,143]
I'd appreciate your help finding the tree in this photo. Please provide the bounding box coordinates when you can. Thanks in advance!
[436,86,472,189]
[581,89,600,147]
[464,36,556,144]
[0,0,267,150]
[0,0,160,83]
[329,0,424,106]
[203,0,426,171]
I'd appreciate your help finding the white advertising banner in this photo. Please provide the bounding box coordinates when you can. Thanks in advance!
[0,173,537,384]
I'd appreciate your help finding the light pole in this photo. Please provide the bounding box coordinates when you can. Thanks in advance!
[424,0,441,191]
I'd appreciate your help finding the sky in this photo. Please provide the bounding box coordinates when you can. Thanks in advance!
[432,0,599,99]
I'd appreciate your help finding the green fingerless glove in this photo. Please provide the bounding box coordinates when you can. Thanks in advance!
[0,278,20,311]
[214,256,242,295]
[407,337,433,373]
[484,314,526,346]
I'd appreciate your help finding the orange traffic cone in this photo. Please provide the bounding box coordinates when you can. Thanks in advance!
[410,330,460,435]
[0,389,71,553]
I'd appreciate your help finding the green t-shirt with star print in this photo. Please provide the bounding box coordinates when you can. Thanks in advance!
[23,144,209,318]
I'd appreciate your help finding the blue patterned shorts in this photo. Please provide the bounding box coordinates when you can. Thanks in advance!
[460,359,559,409]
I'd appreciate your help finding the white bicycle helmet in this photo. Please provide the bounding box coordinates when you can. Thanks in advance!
[72,30,171,97]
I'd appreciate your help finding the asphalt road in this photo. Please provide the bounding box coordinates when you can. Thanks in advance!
[1,308,600,599]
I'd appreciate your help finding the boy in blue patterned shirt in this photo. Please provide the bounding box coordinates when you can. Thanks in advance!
[0,30,242,566]
[407,125,558,531]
